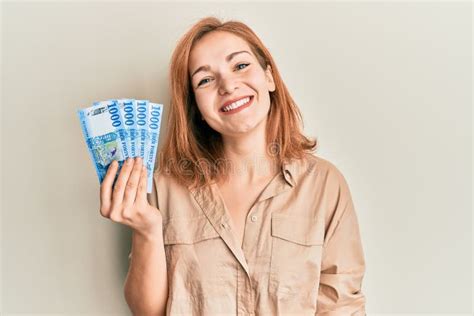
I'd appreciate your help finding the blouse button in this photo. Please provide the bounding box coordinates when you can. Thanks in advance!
[251,215,258,222]
[221,222,228,229]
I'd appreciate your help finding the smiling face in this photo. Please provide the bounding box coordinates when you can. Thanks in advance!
[188,31,275,138]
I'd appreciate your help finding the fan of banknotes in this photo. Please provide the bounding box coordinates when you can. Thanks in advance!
[77,99,163,193]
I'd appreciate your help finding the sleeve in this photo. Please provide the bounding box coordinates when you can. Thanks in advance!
[316,164,367,315]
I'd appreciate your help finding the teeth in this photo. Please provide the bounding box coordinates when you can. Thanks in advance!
[222,97,250,112]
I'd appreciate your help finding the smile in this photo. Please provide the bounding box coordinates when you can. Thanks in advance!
[220,96,254,115]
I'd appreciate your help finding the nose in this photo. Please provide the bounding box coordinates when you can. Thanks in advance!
[218,75,238,95]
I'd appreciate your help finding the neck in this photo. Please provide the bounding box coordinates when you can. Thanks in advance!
[220,124,279,185]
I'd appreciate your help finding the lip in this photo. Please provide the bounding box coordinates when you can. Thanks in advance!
[220,95,254,115]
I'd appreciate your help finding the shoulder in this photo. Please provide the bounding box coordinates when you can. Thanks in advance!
[297,154,357,231]
[148,168,188,213]
[153,167,183,190]
[293,152,350,188]
[150,167,207,221]
[152,168,193,202]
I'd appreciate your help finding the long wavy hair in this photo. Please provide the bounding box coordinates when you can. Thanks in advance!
[157,16,318,189]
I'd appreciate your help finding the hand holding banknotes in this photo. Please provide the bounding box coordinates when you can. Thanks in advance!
[78,98,164,237]
[99,157,162,239]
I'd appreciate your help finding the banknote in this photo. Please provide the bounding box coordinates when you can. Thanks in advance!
[118,98,137,158]
[93,100,130,159]
[145,102,163,192]
[77,102,126,184]
[78,98,163,193]
[135,99,149,161]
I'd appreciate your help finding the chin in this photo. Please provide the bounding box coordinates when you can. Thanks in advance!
[228,117,269,137]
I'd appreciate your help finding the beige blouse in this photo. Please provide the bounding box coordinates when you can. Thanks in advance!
[130,153,367,315]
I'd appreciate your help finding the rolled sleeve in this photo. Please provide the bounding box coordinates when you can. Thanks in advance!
[316,165,367,315]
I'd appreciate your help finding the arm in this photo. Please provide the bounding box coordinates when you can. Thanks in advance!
[316,165,367,315]
[123,171,168,315]
[124,228,168,316]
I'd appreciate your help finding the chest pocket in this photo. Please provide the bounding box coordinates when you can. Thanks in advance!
[269,213,325,300]
[162,215,228,307]
[163,215,220,245]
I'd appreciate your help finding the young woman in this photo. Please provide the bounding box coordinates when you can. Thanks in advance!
[100,17,367,315]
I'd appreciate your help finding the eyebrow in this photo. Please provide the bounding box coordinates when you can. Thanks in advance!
[191,50,251,79]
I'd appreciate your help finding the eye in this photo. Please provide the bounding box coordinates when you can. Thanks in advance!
[236,63,250,70]
[196,63,250,87]
[197,78,212,87]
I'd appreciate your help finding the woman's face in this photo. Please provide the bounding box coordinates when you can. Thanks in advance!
[188,31,275,138]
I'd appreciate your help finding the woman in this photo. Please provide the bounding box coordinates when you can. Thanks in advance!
[100,17,367,315]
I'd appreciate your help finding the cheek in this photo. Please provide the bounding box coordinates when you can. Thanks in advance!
[246,71,269,92]
[194,93,216,116]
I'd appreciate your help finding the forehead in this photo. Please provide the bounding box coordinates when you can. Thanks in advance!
[189,31,253,69]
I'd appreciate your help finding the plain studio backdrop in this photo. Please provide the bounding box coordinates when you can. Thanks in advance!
[1,1,472,315]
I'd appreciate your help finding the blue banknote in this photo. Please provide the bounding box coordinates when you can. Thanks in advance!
[78,98,163,194]
[93,100,130,159]
[77,102,126,184]
[145,102,163,193]
[118,98,137,158]
[135,100,149,160]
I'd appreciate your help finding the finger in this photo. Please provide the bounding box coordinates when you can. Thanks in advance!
[123,157,143,208]
[111,157,135,208]
[99,160,119,217]
[136,163,148,203]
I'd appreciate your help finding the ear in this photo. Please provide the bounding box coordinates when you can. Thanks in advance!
[265,65,276,92]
